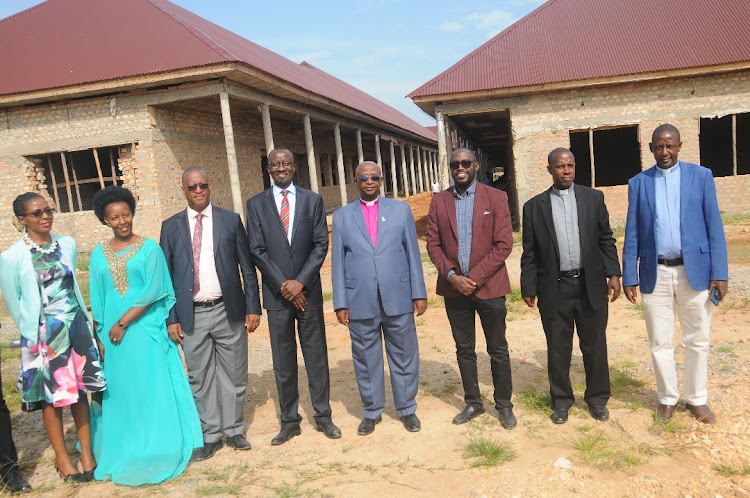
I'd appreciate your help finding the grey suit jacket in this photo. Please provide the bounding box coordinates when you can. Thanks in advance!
[331,197,427,320]
[160,204,261,331]
[246,186,328,310]
[520,184,621,319]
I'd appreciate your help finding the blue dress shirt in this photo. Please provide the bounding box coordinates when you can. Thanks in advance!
[654,162,682,259]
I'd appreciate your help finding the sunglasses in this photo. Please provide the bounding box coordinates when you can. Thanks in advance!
[23,208,56,218]
[185,183,210,192]
[449,160,475,170]
[358,174,382,182]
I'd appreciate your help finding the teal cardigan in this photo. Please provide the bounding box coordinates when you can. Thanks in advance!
[0,234,91,343]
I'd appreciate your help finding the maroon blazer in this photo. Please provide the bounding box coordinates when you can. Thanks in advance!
[426,182,513,299]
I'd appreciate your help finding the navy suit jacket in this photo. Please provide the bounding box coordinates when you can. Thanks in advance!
[331,196,427,320]
[246,186,328,310]
[159,205,261,331]
[622,162,728,293]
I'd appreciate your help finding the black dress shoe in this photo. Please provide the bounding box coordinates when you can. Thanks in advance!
[227,434,253,450]
[271,426,301,446]
[315,421,342,439]
[1,467,32,493]
[453,405,485,425]
[588,405,609,422]
[400,413,421,432]
[551,408,569,424]
[55,466,88,483]
[191,440,223,462]
[498,407,517,429]
[357,416,382,436]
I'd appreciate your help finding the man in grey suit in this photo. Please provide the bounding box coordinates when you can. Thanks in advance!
[331,161,427,435]
[246,148,341,445]
[160,167,261,461]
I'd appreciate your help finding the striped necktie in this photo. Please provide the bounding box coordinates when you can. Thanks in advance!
[280,190,290,238]
[193,213,204,295]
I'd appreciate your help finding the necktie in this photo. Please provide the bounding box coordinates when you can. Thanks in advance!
[280,190,290,238]
[193,213,204,295]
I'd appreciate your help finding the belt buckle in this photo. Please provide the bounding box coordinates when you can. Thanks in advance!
[570,269,581,278]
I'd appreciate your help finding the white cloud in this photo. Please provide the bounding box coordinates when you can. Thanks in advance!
[438,22,464,32]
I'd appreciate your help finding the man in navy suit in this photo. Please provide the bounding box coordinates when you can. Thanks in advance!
[331,161,427,435]
[246,148,340,445]
[160,167,261,461]
[623,124,728,424]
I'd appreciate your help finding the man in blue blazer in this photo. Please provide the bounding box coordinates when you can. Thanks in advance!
[160,167,261,460]
[622,124,728,424]
[332,161,427,435]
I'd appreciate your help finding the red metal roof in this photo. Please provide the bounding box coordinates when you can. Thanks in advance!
[409,0,750,98]
[0,0,435,141]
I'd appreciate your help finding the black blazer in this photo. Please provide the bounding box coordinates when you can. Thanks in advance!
[246,186,328,311]
[160,205,261,331]
[520,185,621,319]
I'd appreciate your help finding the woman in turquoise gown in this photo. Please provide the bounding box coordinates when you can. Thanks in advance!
[88,186,202,486]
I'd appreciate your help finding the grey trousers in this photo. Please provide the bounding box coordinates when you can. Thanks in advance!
[182,302,247,444]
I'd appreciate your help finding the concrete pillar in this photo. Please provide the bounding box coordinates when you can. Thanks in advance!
[389,140,398,199]
[416,146,423,193]
[261,103,275,153]
[409,145,419,193]
[356,129,364,165]
[421,148,429,187]
[375,134,385,197]
[436,111,450,190]
[334,123,347,208]
[219,92,244,221]
[323,153,333,186]
[344,154,352,183]
[400,143,410,197]
[303,115,319,193]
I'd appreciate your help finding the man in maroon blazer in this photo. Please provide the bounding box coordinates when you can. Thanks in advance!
[426,148,516,429]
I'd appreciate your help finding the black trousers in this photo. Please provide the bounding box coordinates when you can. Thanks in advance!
[0,356,19,477]
[445,295,513,409]
[540,277,610,410]
[267,306,332,429]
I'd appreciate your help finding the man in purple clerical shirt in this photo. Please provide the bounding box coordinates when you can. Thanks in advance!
[331,161,427,436]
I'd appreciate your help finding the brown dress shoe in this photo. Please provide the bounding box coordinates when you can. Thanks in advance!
[656,403,677,422]
[686,404,716,424]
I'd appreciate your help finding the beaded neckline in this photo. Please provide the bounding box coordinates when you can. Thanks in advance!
[102,237,145,297]
[23,233,58,254]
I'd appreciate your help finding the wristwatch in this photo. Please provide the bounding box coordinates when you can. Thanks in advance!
[118,320,126,330]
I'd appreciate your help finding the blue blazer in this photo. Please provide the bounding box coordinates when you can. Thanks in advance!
[622,162,728,293]
[331,197,427,320]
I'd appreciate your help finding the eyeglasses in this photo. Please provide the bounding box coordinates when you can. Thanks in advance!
[23,208,56,218]
[185,183,210,192]
[449,160,475,170]
[267,161,295,170]
[357,174,382,182]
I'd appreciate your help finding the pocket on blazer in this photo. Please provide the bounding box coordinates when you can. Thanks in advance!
[345,278,356,288]
[399,272,410,282]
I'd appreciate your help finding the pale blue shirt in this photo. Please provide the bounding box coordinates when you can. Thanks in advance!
[272,182,296,245]
[654,162,682,259]
[550,184,581,271]
[447,181,476,278]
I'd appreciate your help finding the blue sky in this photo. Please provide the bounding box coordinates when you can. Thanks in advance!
[0,0,545,126]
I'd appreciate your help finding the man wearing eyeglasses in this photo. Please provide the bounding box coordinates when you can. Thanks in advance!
[426,148,516,429]
[160,167,261,461]
[331,161,427,436]
[246,148,340,445]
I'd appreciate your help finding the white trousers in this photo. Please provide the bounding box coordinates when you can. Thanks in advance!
[641,264,712,406]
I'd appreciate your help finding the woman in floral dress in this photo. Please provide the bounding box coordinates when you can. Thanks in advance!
[0,192,105,483]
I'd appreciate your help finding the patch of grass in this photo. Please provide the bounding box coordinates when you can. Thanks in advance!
[202,467,231,481]
[76,251,91,271]
[322,291,333,302]
[2,376,21,412]
[577,424,593,433]
[512,230,523,245]
[421,251,432,263]
[420,382,458,398]
[610,363,648,398]
[0,343,19,363]
[341,444,352,454]
[522,417,547,438]
[515,390,551,415]
[195,484,241,496]
[625,401,644,412]
[16,452,43,472]
[716,345,737,356]
[463,436,517,467]
[630,301,645,319]
[570,430,646,470]
[415,318,425,326]
[507,285,523,303]
[569,406,589,419]
[648,412,688,434]
[713,464,750,477]
[427,296,444,308]
[431,344,443,353]
[721,210,750,225]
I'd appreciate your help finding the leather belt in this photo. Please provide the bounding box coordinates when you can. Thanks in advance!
[193,297,224,308]
[559,269,583,278]
[658,257,684,267]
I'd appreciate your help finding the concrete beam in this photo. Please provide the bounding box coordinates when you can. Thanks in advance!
[219,91,245,221]
[303,114,319,193]
[334,123,348,208]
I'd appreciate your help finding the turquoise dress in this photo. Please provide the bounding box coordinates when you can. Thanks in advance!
[88,238,202,486]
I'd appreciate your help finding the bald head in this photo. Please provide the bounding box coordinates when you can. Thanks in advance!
[450,147,476,162]
[652,124,681,143]
[182,167,208,184]
[355,161,381,176]
[268,148,294,162]
[547,148,573,166]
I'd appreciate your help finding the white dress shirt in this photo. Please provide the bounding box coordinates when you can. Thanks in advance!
[272,182,297,244]
[187,203,222,301]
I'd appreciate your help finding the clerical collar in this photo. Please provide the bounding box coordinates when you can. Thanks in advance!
[552,183,574,196]
[657,161,680,175]
[360,197,379,207]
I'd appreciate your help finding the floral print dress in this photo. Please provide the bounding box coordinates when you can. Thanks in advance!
[19,243,105,411]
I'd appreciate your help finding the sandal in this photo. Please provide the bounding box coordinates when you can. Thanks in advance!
[55,466,88,484]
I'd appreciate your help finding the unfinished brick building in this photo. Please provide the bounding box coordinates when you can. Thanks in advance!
[409,0,750,226]
[0,0,439,251]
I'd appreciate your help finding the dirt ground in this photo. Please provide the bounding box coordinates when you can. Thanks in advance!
[2,193,749,497]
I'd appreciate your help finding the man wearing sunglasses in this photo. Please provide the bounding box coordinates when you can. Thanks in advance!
[331,161,427,435]
[160,167,261,461]
[246,148,340,445]
[426,148,516,429]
